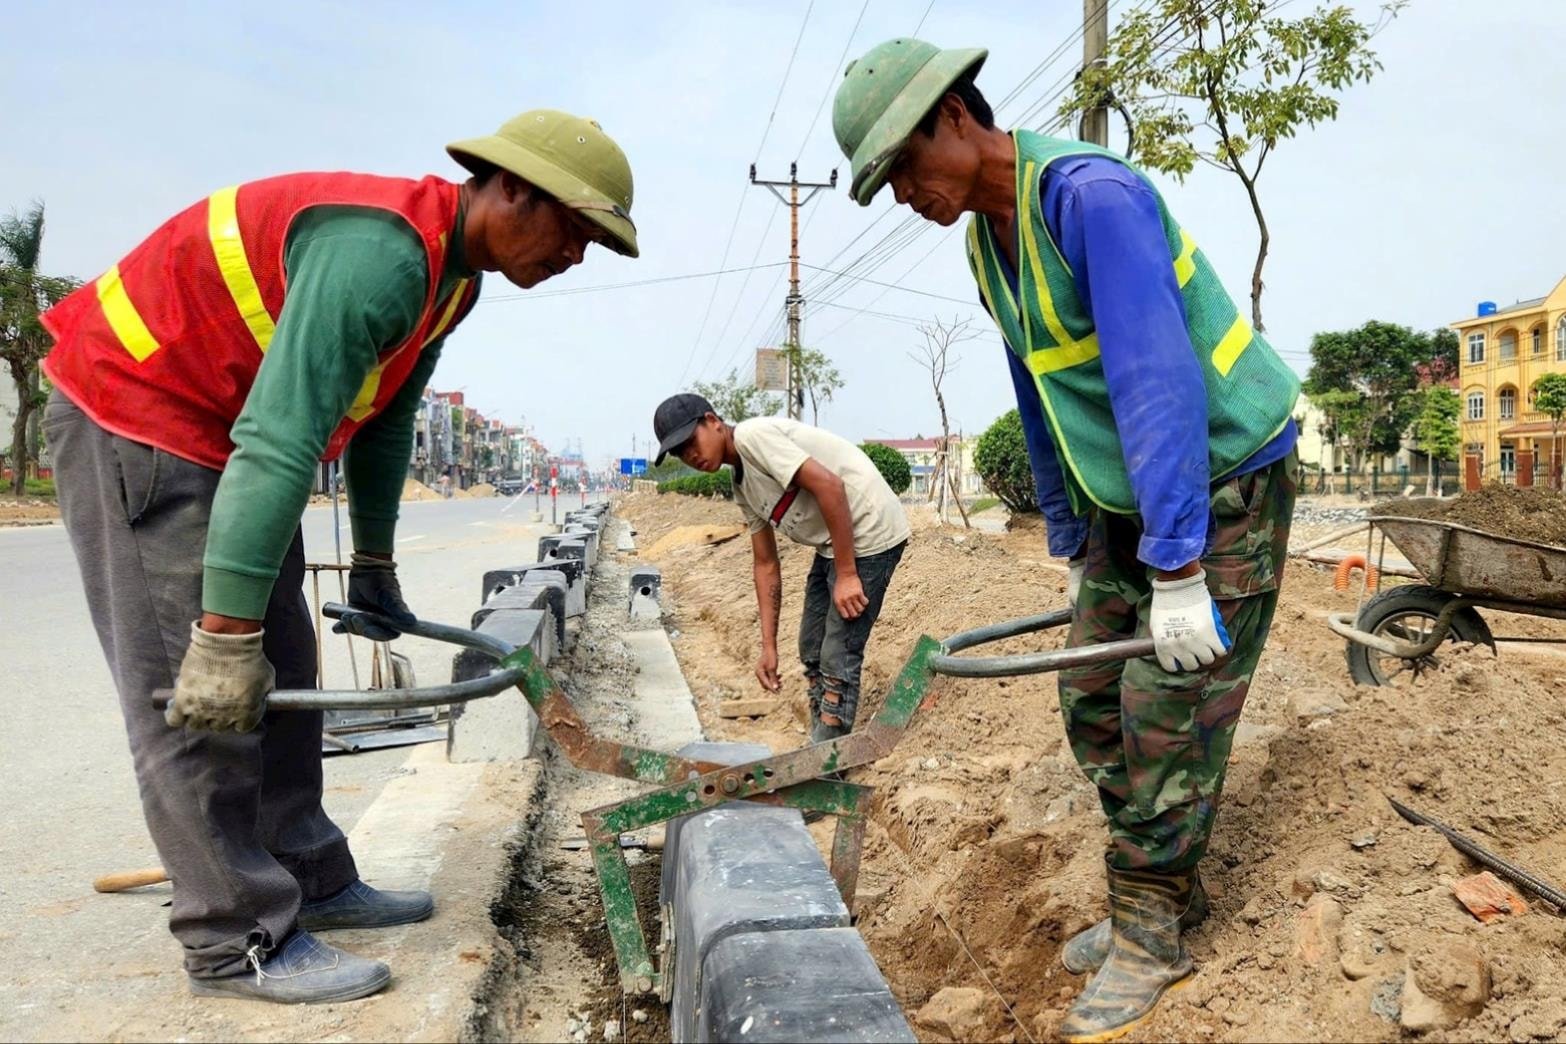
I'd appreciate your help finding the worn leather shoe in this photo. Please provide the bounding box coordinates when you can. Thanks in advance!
[189,931,390,1004]
[298,879,434,931]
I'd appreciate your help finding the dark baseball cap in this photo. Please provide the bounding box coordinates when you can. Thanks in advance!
[652,392,717,465]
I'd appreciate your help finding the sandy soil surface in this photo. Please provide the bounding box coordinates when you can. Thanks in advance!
[619,490,1566,1044]
[1380,487,1566,548]
[0,496,59,525]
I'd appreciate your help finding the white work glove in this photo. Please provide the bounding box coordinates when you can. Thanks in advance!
[166,623,274,732]
[1149,571,1231,673]
[1067,558,1086,608]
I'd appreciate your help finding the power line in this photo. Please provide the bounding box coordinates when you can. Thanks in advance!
[755,0,817,164]
[797,0,871,161]
[479,262,790,303]
[798,263,974,304]
[913,0,936,36]
[677,0,818,385]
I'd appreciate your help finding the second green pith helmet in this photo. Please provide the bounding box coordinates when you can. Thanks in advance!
[448,109,639,257]
[832,38,987,206]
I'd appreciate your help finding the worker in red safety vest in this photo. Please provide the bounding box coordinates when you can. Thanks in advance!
[40,111,637,1004]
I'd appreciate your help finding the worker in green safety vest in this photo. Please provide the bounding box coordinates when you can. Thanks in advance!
[832,39,1300,1042]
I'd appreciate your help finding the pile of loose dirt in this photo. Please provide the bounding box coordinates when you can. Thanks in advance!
[0,497,60,526]
[402,478,444,501]
[620,494,1566,1043]
[1378,486,1566,548]
[468,482,497,498]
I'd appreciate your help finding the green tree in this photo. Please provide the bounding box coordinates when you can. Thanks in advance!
[860,441,912,495]
[973,410,1038,514]
[693,368,781,423]
[1533,372,1566,490]
[1304,321,1436,472]
[797,347,844,426]
[1412,385,1460,496]
[1061,0,1399,330]
[1,202,77,495]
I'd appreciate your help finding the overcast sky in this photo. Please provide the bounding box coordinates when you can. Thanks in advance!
[5,0,1563,467]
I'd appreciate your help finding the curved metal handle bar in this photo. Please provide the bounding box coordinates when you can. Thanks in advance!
[320,602,517,662]
[153,604,524,712]
[930,607,1154,678]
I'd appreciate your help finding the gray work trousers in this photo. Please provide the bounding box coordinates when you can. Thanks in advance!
[798,540,905,729]
[45,390,357,978]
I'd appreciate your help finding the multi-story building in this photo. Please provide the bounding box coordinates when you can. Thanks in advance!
[1452,275,1566,489]
[864,435,982,498]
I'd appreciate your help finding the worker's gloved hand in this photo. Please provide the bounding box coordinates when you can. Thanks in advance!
[166,623,274,731]
[1067,557,1086,608]
[335,553,416,641]
[1149,570,1231,673]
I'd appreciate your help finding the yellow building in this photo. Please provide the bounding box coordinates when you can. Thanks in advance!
[1451,274,1566,489]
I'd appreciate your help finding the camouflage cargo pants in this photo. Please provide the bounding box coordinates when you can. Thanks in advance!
[1058,450,1297,873]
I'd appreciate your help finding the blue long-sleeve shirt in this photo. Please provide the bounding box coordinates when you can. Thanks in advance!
[992,154,1296,568]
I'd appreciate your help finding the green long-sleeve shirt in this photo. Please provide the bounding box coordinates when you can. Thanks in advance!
[202,202,479,618]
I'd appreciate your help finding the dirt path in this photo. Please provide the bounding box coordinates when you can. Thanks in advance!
[619,491,1566,1044]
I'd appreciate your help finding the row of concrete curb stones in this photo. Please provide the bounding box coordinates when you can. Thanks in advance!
[456,501,911,1042]
[449,502,609,762]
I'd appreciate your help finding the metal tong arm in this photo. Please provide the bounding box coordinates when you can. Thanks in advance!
[929,606,1154,676]
[152,603,526,711]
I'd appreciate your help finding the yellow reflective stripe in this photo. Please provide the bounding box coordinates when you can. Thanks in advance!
[1018,160,1089,356]
[347,280,472,425]
[95,265,161,362]
[1173,228,1197,288]
[346,364,385,422]
[207,185,276,352]
[968,221,1009,329]
[1027,334,1101,375]
[1211,315,1253,377]
[422,278,470,346]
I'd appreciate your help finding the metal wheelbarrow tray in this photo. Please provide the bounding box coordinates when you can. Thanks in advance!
[1370,510,1566,607]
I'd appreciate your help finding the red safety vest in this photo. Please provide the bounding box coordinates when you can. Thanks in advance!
[42,172,477,470]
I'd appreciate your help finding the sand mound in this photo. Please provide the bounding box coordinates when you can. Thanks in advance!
[620,494,1566,1043]
[401,478,443,501]
[468,482,497,498]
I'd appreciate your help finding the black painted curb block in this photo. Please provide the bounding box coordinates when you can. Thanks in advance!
[700,928,916,1043]
[660,742,913,1043]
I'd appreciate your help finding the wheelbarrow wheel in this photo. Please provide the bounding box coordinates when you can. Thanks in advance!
[1345,585,1494,688]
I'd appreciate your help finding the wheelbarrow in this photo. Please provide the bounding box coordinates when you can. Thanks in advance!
[156,602,1149,996]
[1326,506,1566,687]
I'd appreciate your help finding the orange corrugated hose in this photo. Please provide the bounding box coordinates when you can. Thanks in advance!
[1333,554,1380,592]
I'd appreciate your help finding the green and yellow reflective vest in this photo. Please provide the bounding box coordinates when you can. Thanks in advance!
[966,130,1299,515]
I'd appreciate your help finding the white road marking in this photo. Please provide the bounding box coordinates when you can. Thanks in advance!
[397,534,426,544]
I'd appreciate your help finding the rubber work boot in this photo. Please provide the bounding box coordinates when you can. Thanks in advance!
[298,879,434,931]
[1059,867,1196,1043]
[189,930,390,1004]
[1061,871,1208,975]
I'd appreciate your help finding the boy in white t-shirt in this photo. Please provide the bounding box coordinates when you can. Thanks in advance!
[651,393,909,743]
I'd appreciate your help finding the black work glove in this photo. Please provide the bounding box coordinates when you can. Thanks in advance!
[333,552,416,641]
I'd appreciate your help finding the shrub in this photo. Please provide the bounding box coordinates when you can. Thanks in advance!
[657,468,734,499]
[972,410,1038,514]
[860,442,912,495]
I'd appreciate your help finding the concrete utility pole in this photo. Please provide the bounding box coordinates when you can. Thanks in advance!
[749,162,836,420]
[1082,0,1110,147]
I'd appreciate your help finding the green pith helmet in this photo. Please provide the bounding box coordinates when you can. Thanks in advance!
[832,38,987,206]
[448,110,639,257]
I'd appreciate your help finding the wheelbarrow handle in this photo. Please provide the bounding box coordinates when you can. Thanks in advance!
[930,607,1155,678]
[151,604,526,713]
